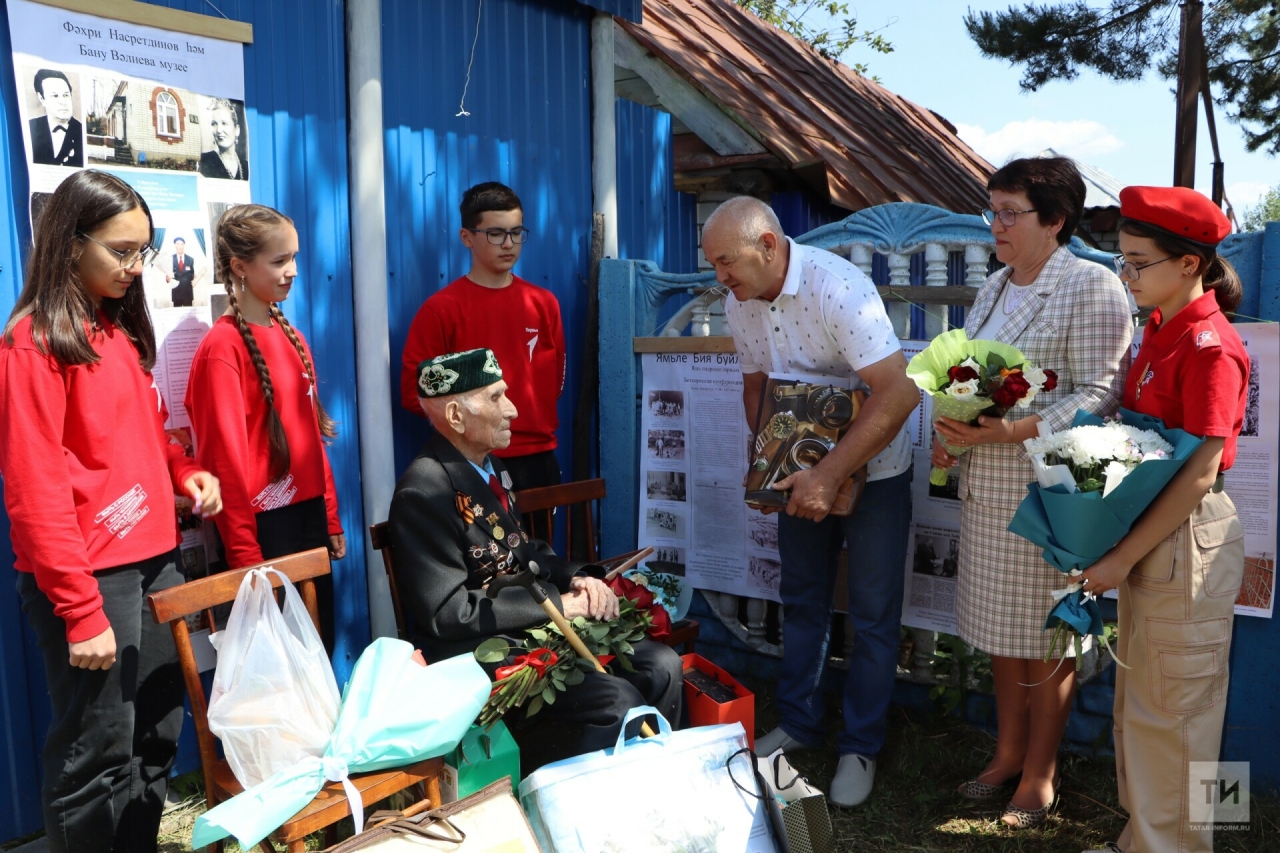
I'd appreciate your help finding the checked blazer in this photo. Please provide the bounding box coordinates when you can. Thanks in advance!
[387,432,586,662]
[954,245,1134,658]
[957,245,1134,509]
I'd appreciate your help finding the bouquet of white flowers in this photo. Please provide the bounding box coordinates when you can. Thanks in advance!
[1023,421,1175,497]
[1009,409,1203,666]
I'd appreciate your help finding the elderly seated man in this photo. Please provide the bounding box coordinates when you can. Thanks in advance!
[389,348,683,754]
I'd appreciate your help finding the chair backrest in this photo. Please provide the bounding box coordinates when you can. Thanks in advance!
[368,520,409,640]
[146,547,331,808]
[513,477,606,563]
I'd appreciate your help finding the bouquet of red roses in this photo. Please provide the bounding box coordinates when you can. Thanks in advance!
[473,588,667,728]
[906,330,1057,485]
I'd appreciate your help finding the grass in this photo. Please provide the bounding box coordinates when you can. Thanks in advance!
[744,673,1280,852]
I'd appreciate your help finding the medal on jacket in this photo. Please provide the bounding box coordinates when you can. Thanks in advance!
[455,492,476,525]
[486,512,504,539]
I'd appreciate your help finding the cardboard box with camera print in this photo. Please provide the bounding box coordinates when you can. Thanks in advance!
[745,374,867,517]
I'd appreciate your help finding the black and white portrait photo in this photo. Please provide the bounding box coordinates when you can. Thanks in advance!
[27,68,83,167]
[199,98,249,181]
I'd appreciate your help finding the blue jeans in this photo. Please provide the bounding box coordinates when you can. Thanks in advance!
[775,470,910,757]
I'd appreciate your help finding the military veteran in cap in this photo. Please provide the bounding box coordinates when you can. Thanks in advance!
[388,348,683,755]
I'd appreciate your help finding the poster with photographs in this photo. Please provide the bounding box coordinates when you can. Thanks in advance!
[1225,324,1278,618]
[7,0,251,309]
[639,352,786,602]
[6,0,250,580]
[902,521,960,634]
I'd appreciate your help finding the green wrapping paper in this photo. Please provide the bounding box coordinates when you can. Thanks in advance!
[906,330,1037,485]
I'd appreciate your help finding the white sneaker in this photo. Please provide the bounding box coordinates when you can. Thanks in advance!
[829,753,876,807]
[755,748,823,804]
[755,726,806,756]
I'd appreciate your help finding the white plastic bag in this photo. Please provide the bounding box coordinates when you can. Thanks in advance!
[519,708,777,853]
[207,567,341,789]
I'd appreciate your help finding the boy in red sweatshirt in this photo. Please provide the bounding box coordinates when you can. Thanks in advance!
[399,182,566,491]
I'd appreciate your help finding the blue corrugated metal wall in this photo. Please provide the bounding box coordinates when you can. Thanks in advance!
[617,100,697,275]
[0,0,364,838]
[382,0,685,478]
[617,99,698,335]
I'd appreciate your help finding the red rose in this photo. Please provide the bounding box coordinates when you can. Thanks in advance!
[1042,369,1058,392]
[606,576,672,641]
[992,373,1032,408]
[947,365,980,383]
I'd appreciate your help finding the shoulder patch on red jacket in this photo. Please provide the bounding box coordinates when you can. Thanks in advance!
[1192,322,1220,351]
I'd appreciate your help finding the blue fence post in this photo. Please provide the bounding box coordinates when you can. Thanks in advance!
[598,259,640,558]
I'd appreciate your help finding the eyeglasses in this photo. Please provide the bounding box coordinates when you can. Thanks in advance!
[466,227,531,246]
[78,232,160,270]
[980,207,1038,228]
[1113,255,1175,281]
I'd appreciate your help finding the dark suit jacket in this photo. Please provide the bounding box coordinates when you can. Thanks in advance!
[172,254,195,284]
[30,116,83,167]
[388,432,585,661]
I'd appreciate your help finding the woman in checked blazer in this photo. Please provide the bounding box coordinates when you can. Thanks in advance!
[932,157,1134,829]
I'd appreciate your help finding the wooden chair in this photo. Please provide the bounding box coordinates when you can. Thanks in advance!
[147,548,442,853]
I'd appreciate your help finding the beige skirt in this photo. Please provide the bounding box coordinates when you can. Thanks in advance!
[955,495,1089,659]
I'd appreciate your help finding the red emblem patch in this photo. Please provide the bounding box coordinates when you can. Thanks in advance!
[1195,329,1219,349]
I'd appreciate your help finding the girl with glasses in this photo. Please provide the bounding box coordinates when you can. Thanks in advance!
[0,169,223,853]
[184,204,345,650]
[1079,187,1247,853]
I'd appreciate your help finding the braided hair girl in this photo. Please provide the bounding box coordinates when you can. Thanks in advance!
[185,204,345,648]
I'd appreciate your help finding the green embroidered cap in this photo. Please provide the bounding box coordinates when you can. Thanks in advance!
[417,348,503,398]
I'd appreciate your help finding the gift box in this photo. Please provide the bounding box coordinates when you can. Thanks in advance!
[682,653,755,750]
[439,720,520,804]
[744,375,865,511]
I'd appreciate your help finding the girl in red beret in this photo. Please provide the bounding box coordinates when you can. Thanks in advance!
[184,204,345,650]
[1081,186,1248,853]
[0,171,222,852]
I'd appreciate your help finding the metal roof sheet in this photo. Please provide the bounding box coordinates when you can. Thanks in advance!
[618,0,994,212]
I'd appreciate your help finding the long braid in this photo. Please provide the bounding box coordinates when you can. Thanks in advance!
[270,303,337,440]
[217,204,293,482]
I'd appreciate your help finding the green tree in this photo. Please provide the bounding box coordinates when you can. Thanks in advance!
[1241,184,1280,230]
[735,1,893,75]
[963,1,1280,154]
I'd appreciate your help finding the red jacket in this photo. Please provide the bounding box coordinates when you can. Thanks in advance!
[400,275,566,456]
[0,315,201,642]
[185,317,341,569]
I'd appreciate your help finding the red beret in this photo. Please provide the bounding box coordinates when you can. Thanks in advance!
[1119,186,1231,245]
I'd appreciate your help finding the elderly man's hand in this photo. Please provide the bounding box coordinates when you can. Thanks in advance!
[563,577,620,621]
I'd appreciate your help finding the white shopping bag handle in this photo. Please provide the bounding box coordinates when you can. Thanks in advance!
[612,705,672,753]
